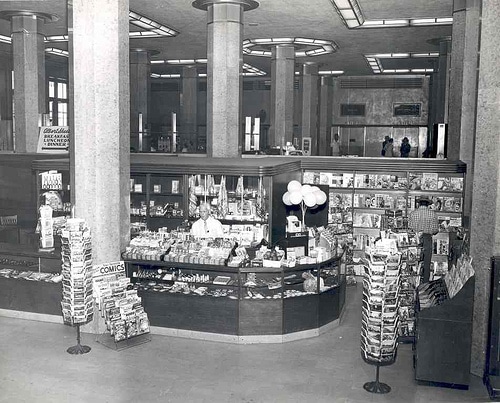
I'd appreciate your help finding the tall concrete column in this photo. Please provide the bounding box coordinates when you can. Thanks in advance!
[68,0,130,271]
[318,76,333,156]
[192,0,259,158]
[270,45,295,149]
[301,62,319,155]
[181,65,198,150]
[447,0,481,217]
[0,11,56,152]
[469,0,500,376]
[130,48,152,151]
[0,58,13,150]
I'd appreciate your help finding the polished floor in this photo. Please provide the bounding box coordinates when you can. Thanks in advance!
[0,283,491,403]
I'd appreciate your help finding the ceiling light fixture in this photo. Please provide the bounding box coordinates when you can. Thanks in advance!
[410,17,453,26]
[319,70,344,75]
[364,53,438,74]
[45,47,69,57]
[129,10,178,37]
[411,52,439,58]
[329,0,364,28]
[45,34,68,42]
[243,37,339,58]
[329,1,453,30]
[0,34,11,44]
[150,62,266,78]
[43,11,178,43]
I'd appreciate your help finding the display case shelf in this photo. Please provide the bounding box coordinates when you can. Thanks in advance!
[123,254,345,340]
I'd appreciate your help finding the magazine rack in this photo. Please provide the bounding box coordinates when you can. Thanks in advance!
[360,248,401,394]
[67,323,91,355]
[96,330,151,351]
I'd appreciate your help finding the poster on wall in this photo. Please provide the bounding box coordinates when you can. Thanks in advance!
[37,126,69,153]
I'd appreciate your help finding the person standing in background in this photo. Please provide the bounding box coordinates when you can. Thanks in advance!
[400,137,411,157]
[408,197,439,282]
[331,132,341,156]
[381,135,390,156]
[384,138,394,157]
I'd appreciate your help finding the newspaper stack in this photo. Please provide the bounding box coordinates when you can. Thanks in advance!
[360,247,401,364]
[60,218,93,326]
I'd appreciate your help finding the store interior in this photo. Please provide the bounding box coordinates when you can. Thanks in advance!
[0,0,499,401]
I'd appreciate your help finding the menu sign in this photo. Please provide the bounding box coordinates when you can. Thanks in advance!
[37,126,69,153]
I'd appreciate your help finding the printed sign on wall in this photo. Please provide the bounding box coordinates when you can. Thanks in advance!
[37,126,69,153]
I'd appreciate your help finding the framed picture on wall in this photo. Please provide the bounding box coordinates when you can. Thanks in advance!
[393,103,421,117]
[340,104,366,116]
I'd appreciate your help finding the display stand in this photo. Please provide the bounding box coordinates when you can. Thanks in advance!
[67,323,91,355]
[92,261,151,351]
[96,331,151,351]
[60,218,94,355]
[362,359,394,394]
[360,241,401,394]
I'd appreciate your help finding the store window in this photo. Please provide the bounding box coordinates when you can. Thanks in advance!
[48,78,68,126]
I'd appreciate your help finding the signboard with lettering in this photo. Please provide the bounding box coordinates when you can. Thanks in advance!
[393,103,421,117]
[93,261,126,280]
[340,104,365,116]
[37,126,69,153]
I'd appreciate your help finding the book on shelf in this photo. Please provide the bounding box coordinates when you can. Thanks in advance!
[329,192,352,208]
[443,254,474,299]
[432,233,450,255]
[443,197,462,212]
[342,173,354,188]
[409,173,423,190]
[330,173,343,187]
[431,260,448,280]
[319,172,331,185]
[421,173,438,190]
[438,176,464,192]
[353,212,381,228]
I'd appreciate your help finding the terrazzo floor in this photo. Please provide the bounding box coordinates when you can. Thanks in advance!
[0,283,491,402]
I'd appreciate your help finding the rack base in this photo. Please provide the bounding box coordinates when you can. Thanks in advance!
[67,344,91,355]
[363,380,391,394]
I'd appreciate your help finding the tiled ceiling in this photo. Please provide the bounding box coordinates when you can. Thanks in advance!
[0,0,453,77]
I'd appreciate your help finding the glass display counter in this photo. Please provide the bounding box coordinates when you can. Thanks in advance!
[123,254,346,342]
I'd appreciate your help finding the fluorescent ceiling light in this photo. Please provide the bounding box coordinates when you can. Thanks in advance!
[150,73,181,79]
[319,70,344,75]
[243,37,338,58]
[330,0,364,28]
[45,48,68,57]
[410,17,453,26]
[364,53,435,75]
[45,35,68,42]
[42,11,178,44]
[412,52,439,58]
[129,10,178,37]
[0,34,11,44]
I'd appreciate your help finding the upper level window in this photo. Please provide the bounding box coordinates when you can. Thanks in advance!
[48,78,68,126]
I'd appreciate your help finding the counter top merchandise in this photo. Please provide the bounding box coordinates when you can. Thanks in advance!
[122,225,346,269]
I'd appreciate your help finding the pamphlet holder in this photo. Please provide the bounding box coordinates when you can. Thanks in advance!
[67,323,91,355]
[96,331,151,352]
